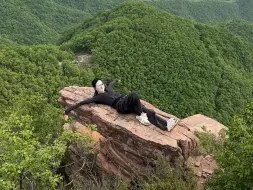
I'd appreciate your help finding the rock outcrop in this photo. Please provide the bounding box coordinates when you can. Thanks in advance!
[59,86,227,181]
[187,154,218,190]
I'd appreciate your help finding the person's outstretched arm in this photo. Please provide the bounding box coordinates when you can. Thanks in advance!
[64,97,96,116]
[107,79,120,92]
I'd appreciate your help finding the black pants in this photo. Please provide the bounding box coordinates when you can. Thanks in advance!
[115,92,168,131]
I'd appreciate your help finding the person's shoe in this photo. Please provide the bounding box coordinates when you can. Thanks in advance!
[167,118,179,131]
[136,113,151,126]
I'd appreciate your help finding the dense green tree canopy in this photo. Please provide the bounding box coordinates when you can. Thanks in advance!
[1,0,253,44]
[0,42,95,188]
[0,0,125,44]
[61,2,253,124]
[221,20,253,44]
[1,1,253,189]
[149,0,253,24]
[0,43,94,108]
[207,103,253,189]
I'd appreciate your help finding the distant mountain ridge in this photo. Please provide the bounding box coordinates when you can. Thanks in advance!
[1,0,253,44]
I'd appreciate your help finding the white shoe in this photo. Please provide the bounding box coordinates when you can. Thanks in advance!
[136,113,151,126]
[167,118,179,131]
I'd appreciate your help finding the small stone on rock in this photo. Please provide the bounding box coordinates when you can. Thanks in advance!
[196,171,202,177]
[203,169,213,174]
[202,173,208,178]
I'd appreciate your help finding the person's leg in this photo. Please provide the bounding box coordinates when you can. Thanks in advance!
[115,92,150,125]
[142,105,179,131]
[115,98,128,114]
[126,91,143,115]
[142,106,168,131]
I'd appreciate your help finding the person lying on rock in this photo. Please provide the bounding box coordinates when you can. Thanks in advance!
[64,78,179,131]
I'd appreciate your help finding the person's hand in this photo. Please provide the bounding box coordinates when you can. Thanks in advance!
[116,79,121,83]
[64,114,69,121]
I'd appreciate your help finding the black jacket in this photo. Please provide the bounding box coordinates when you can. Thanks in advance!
[64,80,123,115]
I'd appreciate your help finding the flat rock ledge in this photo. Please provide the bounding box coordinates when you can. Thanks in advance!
[59,86,227,180]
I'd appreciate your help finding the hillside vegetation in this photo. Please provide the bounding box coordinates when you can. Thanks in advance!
[222,20,253,44]
[0,42,95,189]
[0,43,94,107]
[0,0,125,44]
[1,1,253,189]
[150,0,253,23]
[1,0,253,44]
[61,2,253,124]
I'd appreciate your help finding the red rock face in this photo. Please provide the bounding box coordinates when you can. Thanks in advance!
[59,86,227,180]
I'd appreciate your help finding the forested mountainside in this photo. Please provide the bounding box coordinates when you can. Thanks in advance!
[151,0,253,24]
[60,2,253,125]
[0,41,96,188]
[0,40,97,139]
[221,20,253,44]
[0,43,94,107]
[0,0,125,44]
[1,0,253,45]
[1,1,253,189]
[0,0,83,44]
